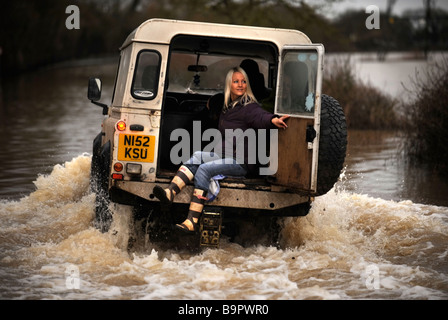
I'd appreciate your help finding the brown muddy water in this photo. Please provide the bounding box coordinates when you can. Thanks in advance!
[0,55,447,300]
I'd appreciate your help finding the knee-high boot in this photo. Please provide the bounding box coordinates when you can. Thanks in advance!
[153,165,194,205]
[175,188,207,234]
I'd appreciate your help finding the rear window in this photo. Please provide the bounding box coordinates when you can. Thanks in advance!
[276,49,319,116]
[168,52,268,95]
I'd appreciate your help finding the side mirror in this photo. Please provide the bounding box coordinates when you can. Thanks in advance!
[88,77,102,101]
[87,77,108,115]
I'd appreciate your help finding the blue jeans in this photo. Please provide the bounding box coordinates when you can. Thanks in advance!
[183,151,247,191]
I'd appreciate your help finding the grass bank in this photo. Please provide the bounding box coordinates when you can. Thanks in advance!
[322,57,400,130]
[322,54,448,177]
[401,58,448,177]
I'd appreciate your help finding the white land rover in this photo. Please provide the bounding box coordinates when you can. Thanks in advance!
[87,19,347,249]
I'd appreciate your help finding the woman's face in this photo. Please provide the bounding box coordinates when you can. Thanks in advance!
[230,71,247,101]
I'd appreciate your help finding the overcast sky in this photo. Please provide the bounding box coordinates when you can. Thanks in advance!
[314,0,448,19]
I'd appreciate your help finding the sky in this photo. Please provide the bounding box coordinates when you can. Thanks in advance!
[313,0,448,19]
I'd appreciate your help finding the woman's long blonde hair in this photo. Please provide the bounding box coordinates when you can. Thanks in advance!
[223,67,258,113]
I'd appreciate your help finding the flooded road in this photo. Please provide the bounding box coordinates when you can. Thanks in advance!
[343,130,448,207]
[0,56,447,300]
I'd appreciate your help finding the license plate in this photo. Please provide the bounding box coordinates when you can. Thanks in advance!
[118,134,155,162]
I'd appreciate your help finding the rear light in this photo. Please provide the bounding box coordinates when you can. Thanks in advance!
[114,162,123,172]
[126,163,142,175]
[112,173,123,180]
[117,121,126,131]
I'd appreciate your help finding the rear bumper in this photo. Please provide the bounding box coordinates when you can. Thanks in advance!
[112,180,310,211]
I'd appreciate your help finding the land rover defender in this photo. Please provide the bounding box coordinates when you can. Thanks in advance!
[87,19,347,249]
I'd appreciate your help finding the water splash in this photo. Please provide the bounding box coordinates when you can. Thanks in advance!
[0,155,447,299]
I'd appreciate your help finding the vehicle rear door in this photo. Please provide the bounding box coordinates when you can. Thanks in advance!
[271,44,324,195]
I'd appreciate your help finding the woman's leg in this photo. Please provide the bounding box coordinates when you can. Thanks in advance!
[183,151,221,175]
[176,156,247,233]
[175,188,208,234]
[192,158,247,190]
[153,165,194,205]
[152,151,215,206]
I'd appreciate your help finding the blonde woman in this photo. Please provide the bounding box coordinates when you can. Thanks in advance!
[153,67,289,234]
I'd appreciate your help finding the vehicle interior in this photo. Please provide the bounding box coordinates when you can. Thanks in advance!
[157,35,279,175]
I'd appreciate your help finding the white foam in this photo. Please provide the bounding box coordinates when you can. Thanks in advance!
[0,156,447,299]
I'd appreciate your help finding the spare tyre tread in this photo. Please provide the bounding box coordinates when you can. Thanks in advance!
[316,94,347,196]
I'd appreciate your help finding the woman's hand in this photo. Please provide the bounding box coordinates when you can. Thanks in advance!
[272,115,290,129]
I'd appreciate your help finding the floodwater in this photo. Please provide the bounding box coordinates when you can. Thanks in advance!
[0,54,447,300]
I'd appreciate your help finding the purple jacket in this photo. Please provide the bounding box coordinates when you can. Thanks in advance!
[218,101,277,175]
